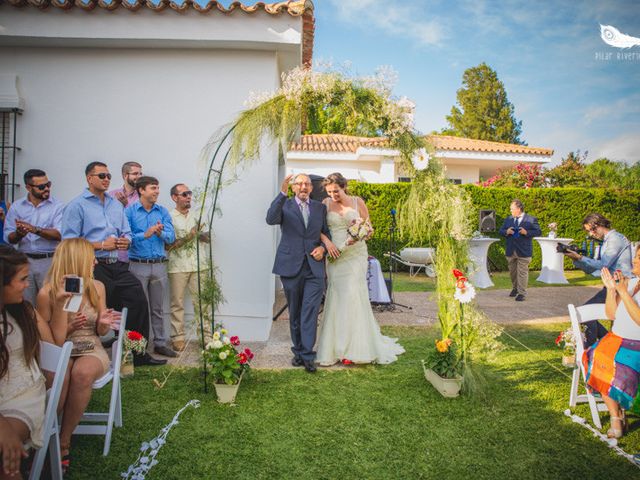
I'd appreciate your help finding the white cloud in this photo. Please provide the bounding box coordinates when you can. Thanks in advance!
[590,132,640,163]
[327,0,445,47]
[583,94,640,125]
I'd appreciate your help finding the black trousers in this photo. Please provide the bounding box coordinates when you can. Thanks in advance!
[583,287,608,347]
[94,261,150,341]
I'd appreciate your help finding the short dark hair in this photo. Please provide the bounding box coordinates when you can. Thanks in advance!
[170,184,185,197]
[583,213,611,229]
[85,161,108,176]
[122,161,142,176]
[511,199,524,211]
[23,169,46,185]
[135,176,159,194]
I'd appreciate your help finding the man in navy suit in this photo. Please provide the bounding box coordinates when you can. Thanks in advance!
[267,173,330,372]
[499,199,541,301]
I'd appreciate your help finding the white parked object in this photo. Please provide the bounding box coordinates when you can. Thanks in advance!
[468,237,498,288]
[567,303,608,429]
[534,237,573,284]
[73,308,128,456]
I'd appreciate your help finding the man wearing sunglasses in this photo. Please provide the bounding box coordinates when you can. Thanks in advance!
[561,212,633,346]
[4,168,64,304]
[166,183,213,352]
[62,162,166,366]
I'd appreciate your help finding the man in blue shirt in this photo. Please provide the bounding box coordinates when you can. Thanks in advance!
[62,162,166,366]
[126,176,176,358]
[4,169,64,304]
[561,212,634,346]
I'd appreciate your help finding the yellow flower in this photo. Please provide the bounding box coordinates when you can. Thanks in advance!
[435,338,452,353]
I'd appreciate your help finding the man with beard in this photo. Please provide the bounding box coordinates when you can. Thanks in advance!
[126,176,176,358]
[4,169,64,304]
[110,161,143,207]
[166,183,212,352]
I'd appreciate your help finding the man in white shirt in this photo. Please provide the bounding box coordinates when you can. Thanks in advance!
[167,183,213,352]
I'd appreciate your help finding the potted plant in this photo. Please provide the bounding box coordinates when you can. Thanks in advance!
[202,328,254,403]
[121,330,147,377]
[555,328,579,368]
[422,338,463,397]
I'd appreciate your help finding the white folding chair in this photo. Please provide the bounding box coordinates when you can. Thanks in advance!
[567,303,609,429]
[29,341,73,480]
[73,308,127,456]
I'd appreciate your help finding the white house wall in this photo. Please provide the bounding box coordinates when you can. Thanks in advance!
[440,163,480,184]
[0,44,284,341]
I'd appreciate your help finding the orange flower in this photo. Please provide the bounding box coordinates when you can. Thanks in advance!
[435,338,452,353]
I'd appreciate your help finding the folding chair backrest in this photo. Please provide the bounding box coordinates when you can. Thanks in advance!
[568,303,606,367]
[112,307,128,377]
[29,341,73,480]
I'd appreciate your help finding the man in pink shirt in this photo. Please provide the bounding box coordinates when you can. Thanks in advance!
[109,161,143,262]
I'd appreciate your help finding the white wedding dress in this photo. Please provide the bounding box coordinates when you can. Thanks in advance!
[316,198,405,366]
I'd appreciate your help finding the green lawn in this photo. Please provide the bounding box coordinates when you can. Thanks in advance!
[67,324,640,479]
[393,270,603,292]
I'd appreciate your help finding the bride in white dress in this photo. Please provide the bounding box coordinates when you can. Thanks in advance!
[316,173,405,366]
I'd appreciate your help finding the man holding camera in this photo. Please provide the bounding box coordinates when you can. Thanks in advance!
[499,199,541,301]
[561,213,633,346]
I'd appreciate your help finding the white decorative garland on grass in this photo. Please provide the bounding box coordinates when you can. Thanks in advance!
[121,400,201,479]
[563,409,640,469]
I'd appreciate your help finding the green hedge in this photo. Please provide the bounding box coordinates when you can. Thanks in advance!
[349,182,640,271]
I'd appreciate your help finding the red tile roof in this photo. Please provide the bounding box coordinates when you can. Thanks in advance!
[289,134,553,156]
[2,0,315,66]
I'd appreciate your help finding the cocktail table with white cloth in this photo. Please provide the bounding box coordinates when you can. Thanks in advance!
[534,237,573,284]
[469,237,498,288]
[367,257,390,303]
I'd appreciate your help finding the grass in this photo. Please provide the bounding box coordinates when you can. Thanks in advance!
[67,324,640,480]
[392,270,603,292]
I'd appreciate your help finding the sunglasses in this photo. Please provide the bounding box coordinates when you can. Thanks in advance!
[177,191,193,198]
[28,181,52,191]
[90,173,112,180]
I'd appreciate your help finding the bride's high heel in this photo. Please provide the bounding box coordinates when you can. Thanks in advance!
[607,416,625,439]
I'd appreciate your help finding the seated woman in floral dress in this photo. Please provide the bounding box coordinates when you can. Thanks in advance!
[583,244,640,439]
[0,245,54,479]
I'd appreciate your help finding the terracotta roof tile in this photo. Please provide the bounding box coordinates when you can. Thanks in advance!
[289,134,553,156]
[2,0,315,65]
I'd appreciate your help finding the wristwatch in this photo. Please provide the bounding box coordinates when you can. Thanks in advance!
[35,226,42,235]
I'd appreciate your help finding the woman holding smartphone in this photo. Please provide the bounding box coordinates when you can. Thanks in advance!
[37,238,119,472]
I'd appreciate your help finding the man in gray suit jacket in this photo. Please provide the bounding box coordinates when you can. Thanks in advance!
[266,173,330,373]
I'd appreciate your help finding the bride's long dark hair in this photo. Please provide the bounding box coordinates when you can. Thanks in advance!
[0,245,39,380]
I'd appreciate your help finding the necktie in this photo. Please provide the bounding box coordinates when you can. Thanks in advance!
[301,202,309,228]
[514,216,520,228]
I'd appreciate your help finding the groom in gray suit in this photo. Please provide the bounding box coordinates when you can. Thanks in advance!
[266,173,330,373]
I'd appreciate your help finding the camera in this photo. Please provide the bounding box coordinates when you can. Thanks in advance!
[556,243,587,255]
[64,276,83,294]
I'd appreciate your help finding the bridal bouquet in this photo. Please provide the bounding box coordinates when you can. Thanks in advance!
[347,217,374,243]
[202,329,254,385]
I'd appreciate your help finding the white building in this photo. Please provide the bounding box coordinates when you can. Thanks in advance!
[0,0,315,341]
[287,133,554,184]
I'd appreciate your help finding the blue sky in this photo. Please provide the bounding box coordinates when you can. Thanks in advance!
[310,0,640,165]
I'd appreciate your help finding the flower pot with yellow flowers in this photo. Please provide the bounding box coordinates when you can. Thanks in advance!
[422,338,463,398]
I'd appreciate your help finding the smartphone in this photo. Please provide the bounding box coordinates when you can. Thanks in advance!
[64,276,83,294]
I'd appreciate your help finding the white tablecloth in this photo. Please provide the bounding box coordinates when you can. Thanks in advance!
[367,257,391,303]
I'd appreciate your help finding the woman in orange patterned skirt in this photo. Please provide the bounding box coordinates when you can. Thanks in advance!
[583,244,640,439]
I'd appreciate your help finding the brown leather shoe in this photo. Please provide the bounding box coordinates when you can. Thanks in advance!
[173,340,185,352]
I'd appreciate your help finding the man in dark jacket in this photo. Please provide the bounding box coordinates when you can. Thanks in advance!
[499,199,541,301]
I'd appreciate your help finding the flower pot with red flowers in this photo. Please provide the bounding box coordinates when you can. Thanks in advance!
[121,330,148,377]
[202,329,254,403]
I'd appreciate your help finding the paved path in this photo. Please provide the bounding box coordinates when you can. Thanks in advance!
[168,285,601,369]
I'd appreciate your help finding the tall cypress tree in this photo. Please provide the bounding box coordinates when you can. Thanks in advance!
[443,63,524,145]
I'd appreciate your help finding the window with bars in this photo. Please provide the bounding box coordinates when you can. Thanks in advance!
[0,109,20,202]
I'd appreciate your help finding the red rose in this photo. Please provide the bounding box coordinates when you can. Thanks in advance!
[452,269,465,279]
[128,331,143,341]
[237,352,248,364]
[555,333,563,345]
[244,348,254,360]
[230,336,240,346]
